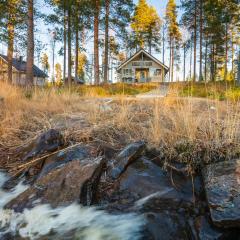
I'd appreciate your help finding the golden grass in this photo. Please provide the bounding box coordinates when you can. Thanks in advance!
[0,81,240,171]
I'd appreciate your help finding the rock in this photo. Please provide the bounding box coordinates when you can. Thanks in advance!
[5,157,105,212]
[109,141,146,179]
[194,216,240,240]
[103,157,200,213]
[101,156,205,239]
[21,129,64,162]
[142,211,191,240]
[39,145,94,178]
[202,159,240,228]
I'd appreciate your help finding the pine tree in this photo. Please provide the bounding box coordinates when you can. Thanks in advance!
[26,0,34,86]
[41,53,50,74]
[166,0,181,82]
[131,0,161,53]
[55,63,62,85]
[103,0,133,84]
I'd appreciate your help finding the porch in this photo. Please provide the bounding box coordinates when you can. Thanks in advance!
[121,68,163,83]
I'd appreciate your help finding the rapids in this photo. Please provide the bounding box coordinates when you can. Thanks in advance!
[0,171,144,240]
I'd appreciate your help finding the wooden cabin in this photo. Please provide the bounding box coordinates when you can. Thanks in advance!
[0,54,47,86]
[117,49,169,83]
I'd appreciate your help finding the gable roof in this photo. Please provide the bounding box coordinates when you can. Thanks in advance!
[0,54,48,78]
[117,48,169,72]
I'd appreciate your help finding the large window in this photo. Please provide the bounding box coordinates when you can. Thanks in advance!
[123,69,132,76]
[155,69,161,76]
[132,61,152,67]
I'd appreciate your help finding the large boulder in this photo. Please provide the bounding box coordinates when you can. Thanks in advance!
[202,159,240,228]
[109,141,146,180]
[5,157,105,212]
[103,156,202,239]
[142,211,191,240]
[194,216,239,240]
[21,129,64,162]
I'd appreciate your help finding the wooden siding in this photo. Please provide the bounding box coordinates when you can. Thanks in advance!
[0,58,45,86]
[118,51,167,83]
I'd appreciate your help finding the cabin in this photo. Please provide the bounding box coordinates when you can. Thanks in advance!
[0,54,47,86]
[117,49,169,83]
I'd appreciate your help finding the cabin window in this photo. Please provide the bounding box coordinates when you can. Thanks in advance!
[145,61,153,67]
[155,69,161,76]
[123,69,132,75]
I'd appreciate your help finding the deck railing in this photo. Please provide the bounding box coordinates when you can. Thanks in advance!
[132,61,153,67]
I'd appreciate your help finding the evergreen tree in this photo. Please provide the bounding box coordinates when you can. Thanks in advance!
[26,0,34,86]
[131,0,161,53]
[103,0,134,84]
[166,0,181,82]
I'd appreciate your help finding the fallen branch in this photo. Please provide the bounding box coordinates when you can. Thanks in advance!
[9,142,85,175]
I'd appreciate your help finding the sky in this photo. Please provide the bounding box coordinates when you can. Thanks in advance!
[0,0,183,82]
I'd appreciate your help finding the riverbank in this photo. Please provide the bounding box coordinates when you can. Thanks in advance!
[0,82,240,239]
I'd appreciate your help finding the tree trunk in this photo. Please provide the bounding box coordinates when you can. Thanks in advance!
[199,0,203,81]
[63,0,67,84]
[169,37,172,81]
[67,3,72,87]
[103,0,110,84]
[149,31,152,54]
[7,22,14,84]
[237,49,240,85]
[94,0,100,85]
[193,0,197,82]
[26,0,34,86]
[224,23,228,81]
[171,41,174,82]
[204,40,208,82]
[75,16,79,83]
[190,37,192,80]
[162,24,165,65]
[183,43,186,81]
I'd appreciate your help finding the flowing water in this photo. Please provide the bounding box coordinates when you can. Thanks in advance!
[0,171,144,240]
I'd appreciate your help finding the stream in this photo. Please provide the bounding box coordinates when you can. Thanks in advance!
[0,171,144,240]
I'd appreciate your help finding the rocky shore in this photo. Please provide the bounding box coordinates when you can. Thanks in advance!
[1,129,240,239]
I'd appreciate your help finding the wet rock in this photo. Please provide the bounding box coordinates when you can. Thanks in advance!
[39,145,94,178]
[104,157,199,213]
[109,141,146,179]
[21,129,64,162]
[194,216,240,240]
[202,159,240,228]
[5,157,105,212]
[142,211,191,240]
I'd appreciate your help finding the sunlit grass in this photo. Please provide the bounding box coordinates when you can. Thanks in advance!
[0,81,240,171]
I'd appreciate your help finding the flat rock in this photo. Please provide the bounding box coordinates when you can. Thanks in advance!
[202,159,240,228]
[39,144,94,178]
[109,141,146,179]
[5,157,105,212]
[21,129,64,162]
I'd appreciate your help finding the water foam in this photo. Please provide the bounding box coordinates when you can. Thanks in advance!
[0,172,144,240]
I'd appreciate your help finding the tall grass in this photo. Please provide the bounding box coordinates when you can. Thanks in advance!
[0,81,240,170]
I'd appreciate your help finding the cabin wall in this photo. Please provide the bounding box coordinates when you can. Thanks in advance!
[118,60,166,83]
[0,58,46,86]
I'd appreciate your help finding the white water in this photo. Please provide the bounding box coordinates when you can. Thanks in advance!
[0,172,144,240]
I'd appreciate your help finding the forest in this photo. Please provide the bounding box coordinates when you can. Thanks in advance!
[0,0,239,85]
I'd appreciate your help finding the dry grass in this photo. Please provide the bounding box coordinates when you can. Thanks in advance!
[0,81,240,172]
